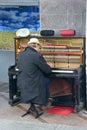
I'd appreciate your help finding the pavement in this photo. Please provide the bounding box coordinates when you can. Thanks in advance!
[0,50,87,129]
[0,83,87,130]
[1,119,87,130]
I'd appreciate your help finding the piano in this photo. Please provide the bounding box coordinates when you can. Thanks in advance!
[8,36,86,112]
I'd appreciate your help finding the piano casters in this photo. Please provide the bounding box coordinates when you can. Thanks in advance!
[21,103,44,119]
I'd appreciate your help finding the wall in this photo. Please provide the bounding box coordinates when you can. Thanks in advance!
[0,0,39,83]
[86,0,87,80]
[0,50,15,83]
[0,0,38,6]
[40,0,86,36]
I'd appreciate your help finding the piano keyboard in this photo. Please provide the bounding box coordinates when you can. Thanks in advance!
[52,70,74,73]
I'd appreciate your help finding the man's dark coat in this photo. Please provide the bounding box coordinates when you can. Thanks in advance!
[17,46,51,105]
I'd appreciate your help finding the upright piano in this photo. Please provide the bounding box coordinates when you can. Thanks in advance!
[8,36,86,112]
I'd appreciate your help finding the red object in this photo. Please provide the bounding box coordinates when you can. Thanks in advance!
[60,29,75,36]
[46,106,74,115]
